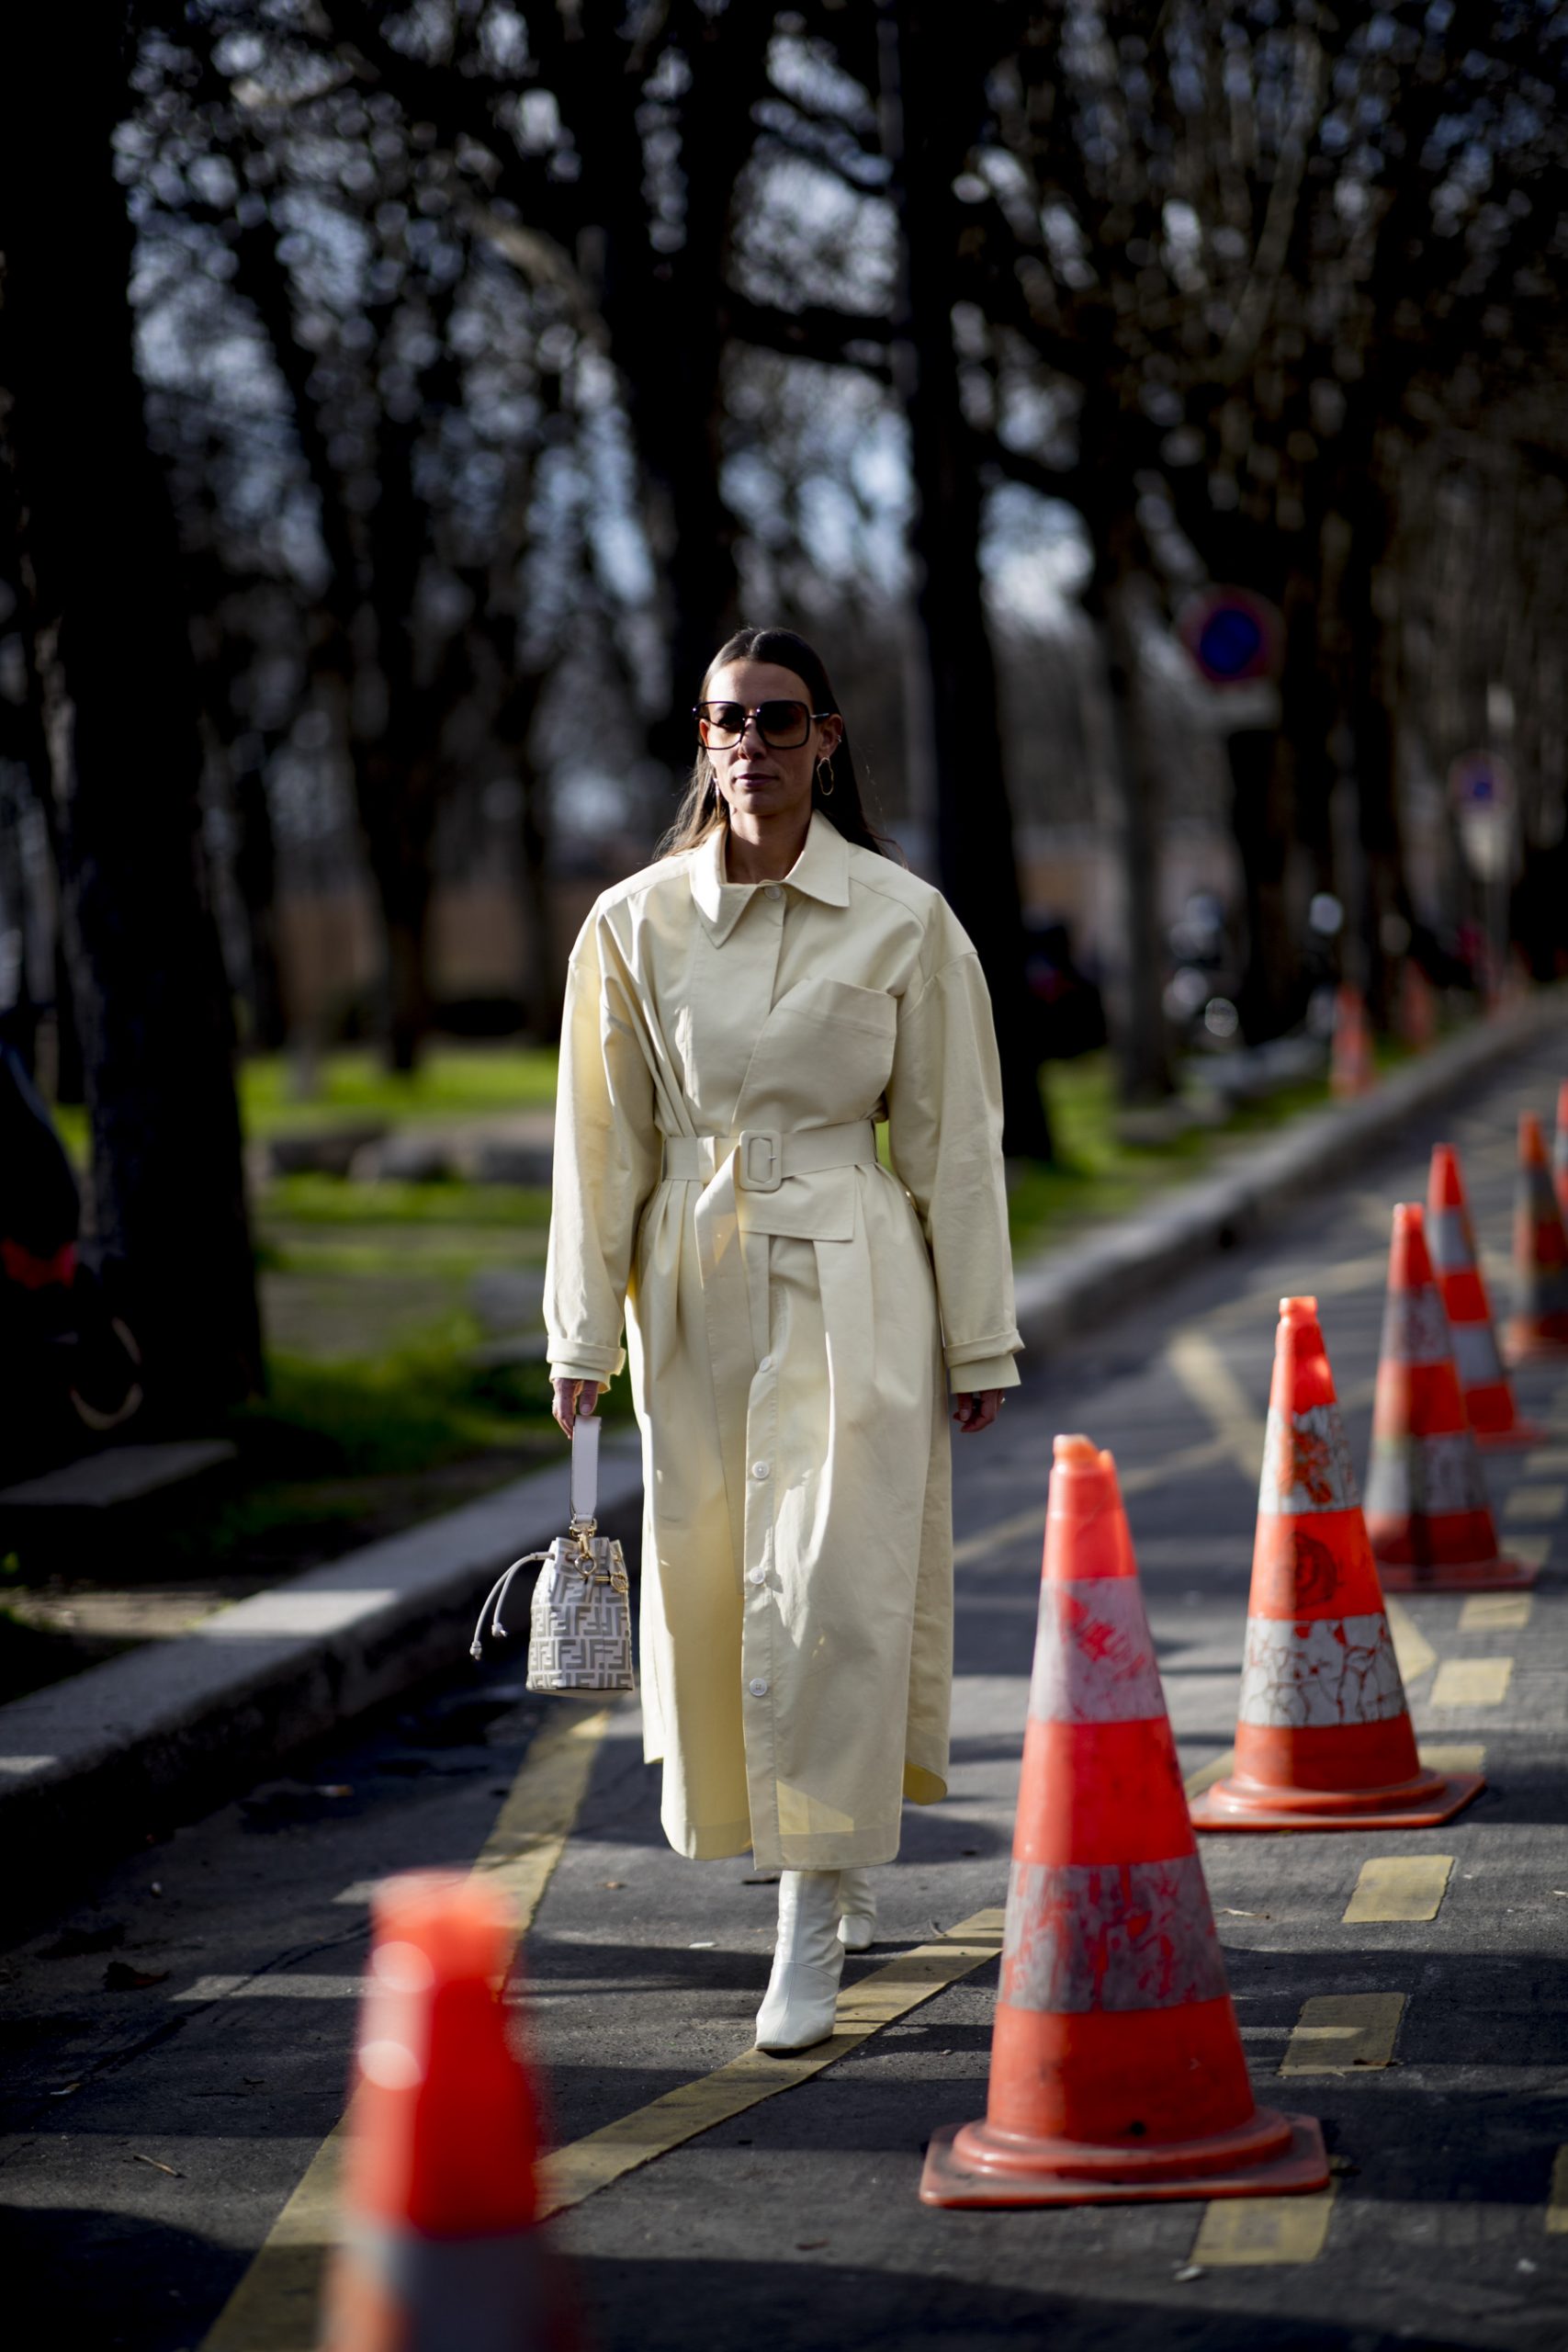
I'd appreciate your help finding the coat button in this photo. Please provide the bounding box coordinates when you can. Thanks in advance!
[748,1566,767,1586]
[764,885,782,900]
[750,1460,770,1479]
[758,1354,773,1373]
[749,1677,769,1697]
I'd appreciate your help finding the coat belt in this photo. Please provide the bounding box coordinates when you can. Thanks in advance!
[671,1118,878,1566]
[661,1119,878,1193]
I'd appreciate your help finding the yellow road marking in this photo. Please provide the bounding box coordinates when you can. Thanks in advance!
[1384,1599,1437,1683]
[1190,2185,1337,2265]
[1459,1593,1532,1633]
[536,1907,1005,2221]
[201,1703,613,2352]
[1280,1992,1404,2075]
[1524,1448,1568,1475]
[1508,1532,1551,1568]
[1504,1485,1566,1523]
[1342,1856,1452,1924]
[1417,1742,1485,1774]
[1431,1658,1513,1708]
[1184,1751,1234,1798]
[953,1434,1233,1564]
[1204,1256,1389,1329]
[1548,2145,1568,2233]
[1167,1330,1267,1481]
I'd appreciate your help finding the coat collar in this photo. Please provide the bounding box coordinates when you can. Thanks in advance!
[690,811,851,945]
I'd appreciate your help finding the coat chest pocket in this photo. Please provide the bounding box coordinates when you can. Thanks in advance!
[759,979,897,1123]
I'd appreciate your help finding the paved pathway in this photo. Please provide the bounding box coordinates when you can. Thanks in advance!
[4,1034,1568,2351]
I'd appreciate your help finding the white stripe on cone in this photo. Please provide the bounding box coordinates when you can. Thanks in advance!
[1236,1614,1406,1728]
[1258,1401,1359,1516]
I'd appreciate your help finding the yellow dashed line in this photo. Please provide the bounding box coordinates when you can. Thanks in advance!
[1417,1742,1486,1774]
[1384,1599,1437,1682]
[1184,1751,1235,1799]
[1167,1330,1267,1481]
[1430,1658,1513,1708]
[1342,1856,1452,1924]
[1190,2185,1337,2266]
[537,1908,1005,2222]
[1458,1593,1532,1633]
[1504,1485,1566,1523]
[1523,1447,1568,1474]
[1507,1532,1551,1569]
[1280,1993,1404,2075]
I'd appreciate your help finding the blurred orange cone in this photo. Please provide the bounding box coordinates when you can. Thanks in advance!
[321,1871,571,2352]
[1398,962,1437,1053]
[1427,1144,1545,1450]
[1364,1204,1533,1593]
[1329,984,1375,1098]
[1192,1297,1483,1831]
[1506,1112,1568,1363]
[1555,1081,1568,1220]
[920,1435,1328,2209]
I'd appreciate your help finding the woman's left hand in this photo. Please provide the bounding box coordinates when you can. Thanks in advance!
[953,1389,1005,1434]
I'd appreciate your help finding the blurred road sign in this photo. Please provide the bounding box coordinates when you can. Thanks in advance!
[1449,752,1516,881]
[1177,586,1283,688]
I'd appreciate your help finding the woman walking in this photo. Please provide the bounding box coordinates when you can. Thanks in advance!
[546,626,1020,2052]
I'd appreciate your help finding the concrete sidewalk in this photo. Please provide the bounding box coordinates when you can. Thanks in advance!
[2,989,1562,1905]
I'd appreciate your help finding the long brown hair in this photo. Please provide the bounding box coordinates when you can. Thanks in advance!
[660,626,893,860]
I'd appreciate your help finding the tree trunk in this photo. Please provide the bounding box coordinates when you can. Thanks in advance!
[0,17,262,1411]
[1097,570,1176,1103]
[882,0,1052,1159]
[231,755,289,1053]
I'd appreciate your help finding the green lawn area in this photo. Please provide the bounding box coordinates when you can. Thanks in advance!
[242,1046,558,1132]
[47,1035,1403,1527]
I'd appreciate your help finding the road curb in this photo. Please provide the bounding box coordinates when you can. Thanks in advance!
[0,1436,645,1912]
[1012,990,1566,1361]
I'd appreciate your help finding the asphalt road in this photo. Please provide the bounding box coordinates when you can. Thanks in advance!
[5,1034,1568,2352]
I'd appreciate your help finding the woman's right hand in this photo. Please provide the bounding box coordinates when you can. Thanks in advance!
[552,1376,604,1437]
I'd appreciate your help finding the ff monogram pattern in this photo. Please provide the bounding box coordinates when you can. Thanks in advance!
[526,1534,635,1692]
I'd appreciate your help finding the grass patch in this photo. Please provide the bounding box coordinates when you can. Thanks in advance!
[241,1046,558,1135]
[263,1173,552,1228]
[235,1331,566,1479]
[1007,1052,1333,1259]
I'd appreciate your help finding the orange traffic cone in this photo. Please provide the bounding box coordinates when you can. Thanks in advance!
[1330,983,1375,1098]
[321,1871,570,2352]
[1364,1204,1533,1593]
[1508,1110,1568,1362]
[1191,1297,1483,1832]
[1427,1144,1545,1449]
[920,1435,1328,2210]
[1398,961,1438,1054]
[1554,1081,1568,1220]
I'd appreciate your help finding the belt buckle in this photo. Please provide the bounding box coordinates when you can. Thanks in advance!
[739,1127,783,1193]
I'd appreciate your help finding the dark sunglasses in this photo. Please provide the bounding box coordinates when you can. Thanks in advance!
[694,699,831,751]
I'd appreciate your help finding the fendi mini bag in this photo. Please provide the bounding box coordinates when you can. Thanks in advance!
[469,1416,635,1693]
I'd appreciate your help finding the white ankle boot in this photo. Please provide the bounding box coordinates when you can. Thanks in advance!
[754,1870,844,2052]
[837,1867,877,1951]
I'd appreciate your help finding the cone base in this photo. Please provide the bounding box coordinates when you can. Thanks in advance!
[1376,1555,1536,1593]
[919,2111,1327,2211]
[1191,1770,1483,1834]
[1504,1330,1568,1366]
[1475,1419,1551,1451]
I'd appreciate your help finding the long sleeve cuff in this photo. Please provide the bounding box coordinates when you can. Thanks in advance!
[547,1345,626,1384]
[946,1351,1021,1395]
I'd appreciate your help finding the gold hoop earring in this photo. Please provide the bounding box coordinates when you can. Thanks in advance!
[817,759,836,798]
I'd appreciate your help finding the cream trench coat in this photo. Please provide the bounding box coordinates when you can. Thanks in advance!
[546,811,1021,1871]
